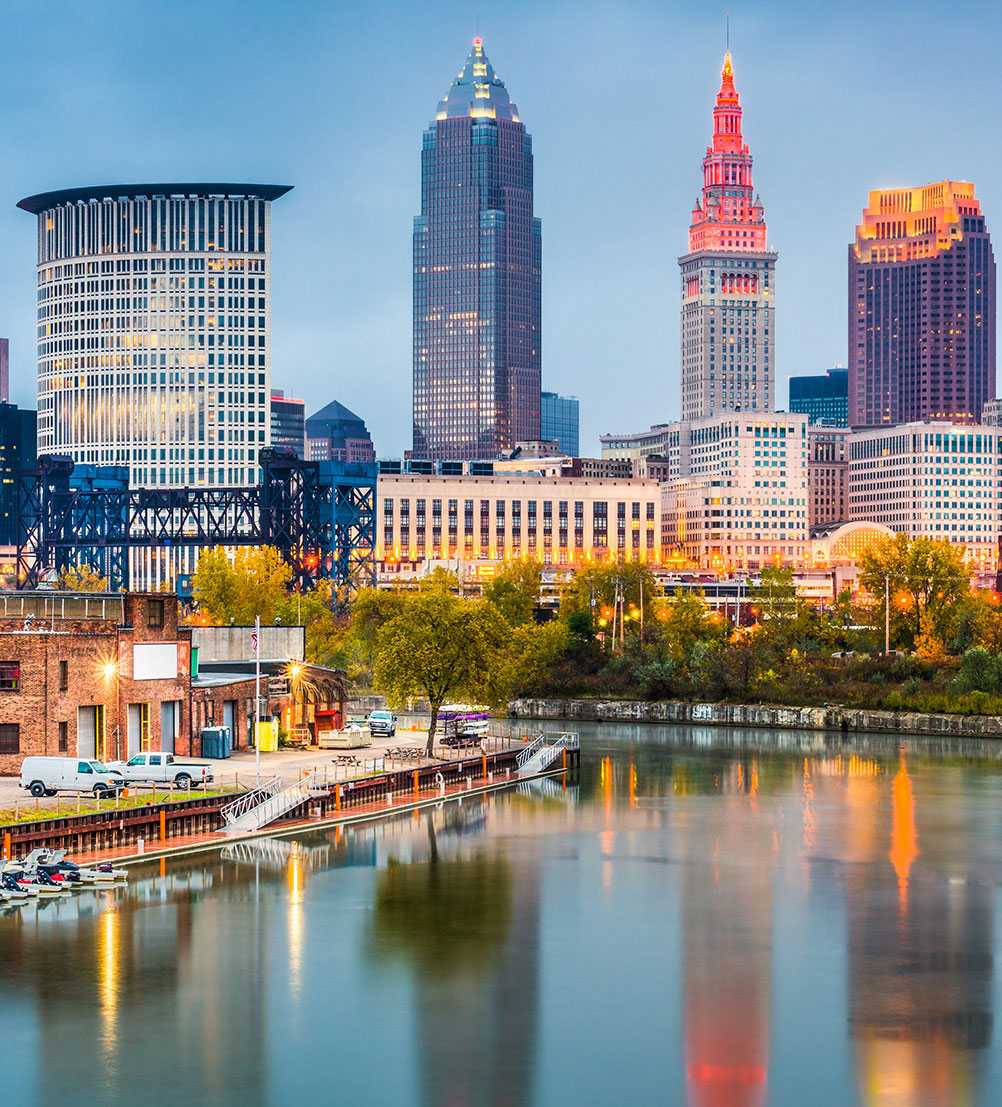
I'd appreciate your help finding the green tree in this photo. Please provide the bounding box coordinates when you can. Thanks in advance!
[348,587,408,674]
[482,558,541,627]
[859,534,971,648]
[58,564,110,592]
[275,580,349,668]
[508,619,570,697]
[191,545,293,625]
[560,561,658,639]
[373,590,512,754]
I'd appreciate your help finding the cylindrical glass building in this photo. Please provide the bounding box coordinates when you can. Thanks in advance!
[18,182,291,586]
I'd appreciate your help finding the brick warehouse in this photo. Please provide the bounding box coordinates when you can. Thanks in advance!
[0,592,192,775]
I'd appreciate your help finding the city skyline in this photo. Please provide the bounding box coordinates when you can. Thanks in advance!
[1,1,1001,456]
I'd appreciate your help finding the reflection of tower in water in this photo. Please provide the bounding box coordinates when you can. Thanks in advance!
[849,752,994,1106]
[683,757,771,1107]
[370,802,540,1107]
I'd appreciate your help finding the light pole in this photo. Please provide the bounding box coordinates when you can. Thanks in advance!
[254,614,261,787]
[884,573,890,656]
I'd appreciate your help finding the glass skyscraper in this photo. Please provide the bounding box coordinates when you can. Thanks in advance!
[541,391,579,456]
[412,38,541,460]
[789,368,849,426]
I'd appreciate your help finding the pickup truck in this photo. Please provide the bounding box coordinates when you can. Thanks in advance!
[106,752,214,790]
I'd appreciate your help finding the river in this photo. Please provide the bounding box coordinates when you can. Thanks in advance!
[4,721,1002,1106]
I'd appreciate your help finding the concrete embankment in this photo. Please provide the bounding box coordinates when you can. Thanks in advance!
[510,697,1002,740]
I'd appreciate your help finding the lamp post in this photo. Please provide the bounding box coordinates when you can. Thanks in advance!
[884,573,890,655]
[254,614,261,787]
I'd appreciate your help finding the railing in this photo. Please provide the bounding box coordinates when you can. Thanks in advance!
[222,771,323,835]
[219,777,283,829]
[517,732,579,778]
[515,734,546,771]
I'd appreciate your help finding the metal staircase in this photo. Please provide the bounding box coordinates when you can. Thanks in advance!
[516,732,579,778]
[220,772,322,835]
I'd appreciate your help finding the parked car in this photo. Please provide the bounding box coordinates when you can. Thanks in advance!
[19,757,125,798]
[106,752,214,790]
[367,710,397,737]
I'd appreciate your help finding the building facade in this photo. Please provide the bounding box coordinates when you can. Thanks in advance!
[661,412,809,570]
[679,53,776,421]
[807,425,849,527]
[305,399,375,462]
[847,422,1001,568]
[269,390,305,457]
[18,183,291,586]
[0,592,191,774]
[0,403,37,545]
[540,391,579,457]
[790,368,849,426]
[0,338,9,403]
[848,181,996,427]
[412,38,542,460]
[377,472,659,567]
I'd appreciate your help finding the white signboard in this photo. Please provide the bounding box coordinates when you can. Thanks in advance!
[133,643,179,681]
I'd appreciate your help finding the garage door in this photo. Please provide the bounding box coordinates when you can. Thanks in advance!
[77,707,96,759]
[160,701,179,754]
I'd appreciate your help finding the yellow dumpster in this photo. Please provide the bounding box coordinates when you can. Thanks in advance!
[255,719,279,752]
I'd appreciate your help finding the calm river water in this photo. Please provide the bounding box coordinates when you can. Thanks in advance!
[5,722,1002,1106]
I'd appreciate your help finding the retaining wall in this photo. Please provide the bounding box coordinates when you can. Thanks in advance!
[510,698,1002,739]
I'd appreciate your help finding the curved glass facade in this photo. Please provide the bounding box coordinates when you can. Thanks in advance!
[24,187,284,488]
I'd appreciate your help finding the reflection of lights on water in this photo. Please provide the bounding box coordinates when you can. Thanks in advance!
[801,757,816,854]
[600,828,615,893]
[97,908,120,1055]
[287,854,304,999]
[889,752,918,914]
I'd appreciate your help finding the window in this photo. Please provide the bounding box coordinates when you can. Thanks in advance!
[58,721,68,752]
[59,660,69,691]
[147,599,165,629]
[77,761,94,774]
[0,662,20,692]
[0,724,18,753]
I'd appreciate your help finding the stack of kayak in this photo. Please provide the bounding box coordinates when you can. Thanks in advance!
[0,849,127,905]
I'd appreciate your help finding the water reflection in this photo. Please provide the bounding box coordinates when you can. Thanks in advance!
[3,722,1002,1106]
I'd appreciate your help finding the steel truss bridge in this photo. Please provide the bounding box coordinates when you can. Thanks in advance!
[16,449,376,607]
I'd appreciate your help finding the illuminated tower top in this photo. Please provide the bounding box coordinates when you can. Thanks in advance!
[688,53,767,254]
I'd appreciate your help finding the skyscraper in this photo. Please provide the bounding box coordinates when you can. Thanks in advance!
[306,400,375,462]
[269,389,305,457]
[540,391,579,456]
[412,38,541,461]
[789,368,849,426]
[0,339,9,403]
[0,402,36,545]
[680,53,776,421]
[18,182,291,586]
[848,181,996,428]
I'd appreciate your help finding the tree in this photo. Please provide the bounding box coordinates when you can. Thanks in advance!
[508,619,570,697]
[482,558,541,627]
[58,564,110,592]
[860,535,971,648]
[373,591,512,754]
[191,545,292,625]
[348,587,408,673]
[275,580,349,668]
[560,561,658,638]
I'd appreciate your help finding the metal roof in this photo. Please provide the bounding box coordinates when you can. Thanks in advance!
[17,182,293,214]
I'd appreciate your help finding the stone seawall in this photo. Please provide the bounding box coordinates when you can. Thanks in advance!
[509,698,1002,740]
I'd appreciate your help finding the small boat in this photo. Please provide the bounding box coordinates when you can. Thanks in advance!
[0,865,39,898]
[26,849,127,884]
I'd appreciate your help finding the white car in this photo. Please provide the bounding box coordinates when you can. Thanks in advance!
[106,751,214,790]
[20,756,125,798]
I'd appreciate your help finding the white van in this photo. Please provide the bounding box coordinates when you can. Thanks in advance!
[19,757,126,798]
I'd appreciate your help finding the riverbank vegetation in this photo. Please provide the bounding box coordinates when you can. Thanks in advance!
[187,536,1002,717]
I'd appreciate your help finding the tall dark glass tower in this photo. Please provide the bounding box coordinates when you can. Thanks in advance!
[413,38,541,460]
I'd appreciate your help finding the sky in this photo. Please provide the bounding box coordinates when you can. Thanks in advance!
[2,0,1001,456]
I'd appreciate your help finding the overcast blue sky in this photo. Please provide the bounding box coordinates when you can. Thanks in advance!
[2,0,1001,455]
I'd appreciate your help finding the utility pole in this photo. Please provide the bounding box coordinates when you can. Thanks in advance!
[884,574,890,656]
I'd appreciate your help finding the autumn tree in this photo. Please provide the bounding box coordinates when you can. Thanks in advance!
[58,564,111,592]
[482,558,541,627]
[191,545,292,625]
[373,590,512,754]
[859,534,971,649]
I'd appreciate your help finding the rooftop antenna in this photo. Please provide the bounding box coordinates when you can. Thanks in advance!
[725,11,730,52]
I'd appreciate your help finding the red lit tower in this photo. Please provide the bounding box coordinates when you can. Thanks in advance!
[680,53,776,420]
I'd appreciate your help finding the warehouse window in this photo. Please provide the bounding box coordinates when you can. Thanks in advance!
[0,724,19,753]
[0,663,20,692]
